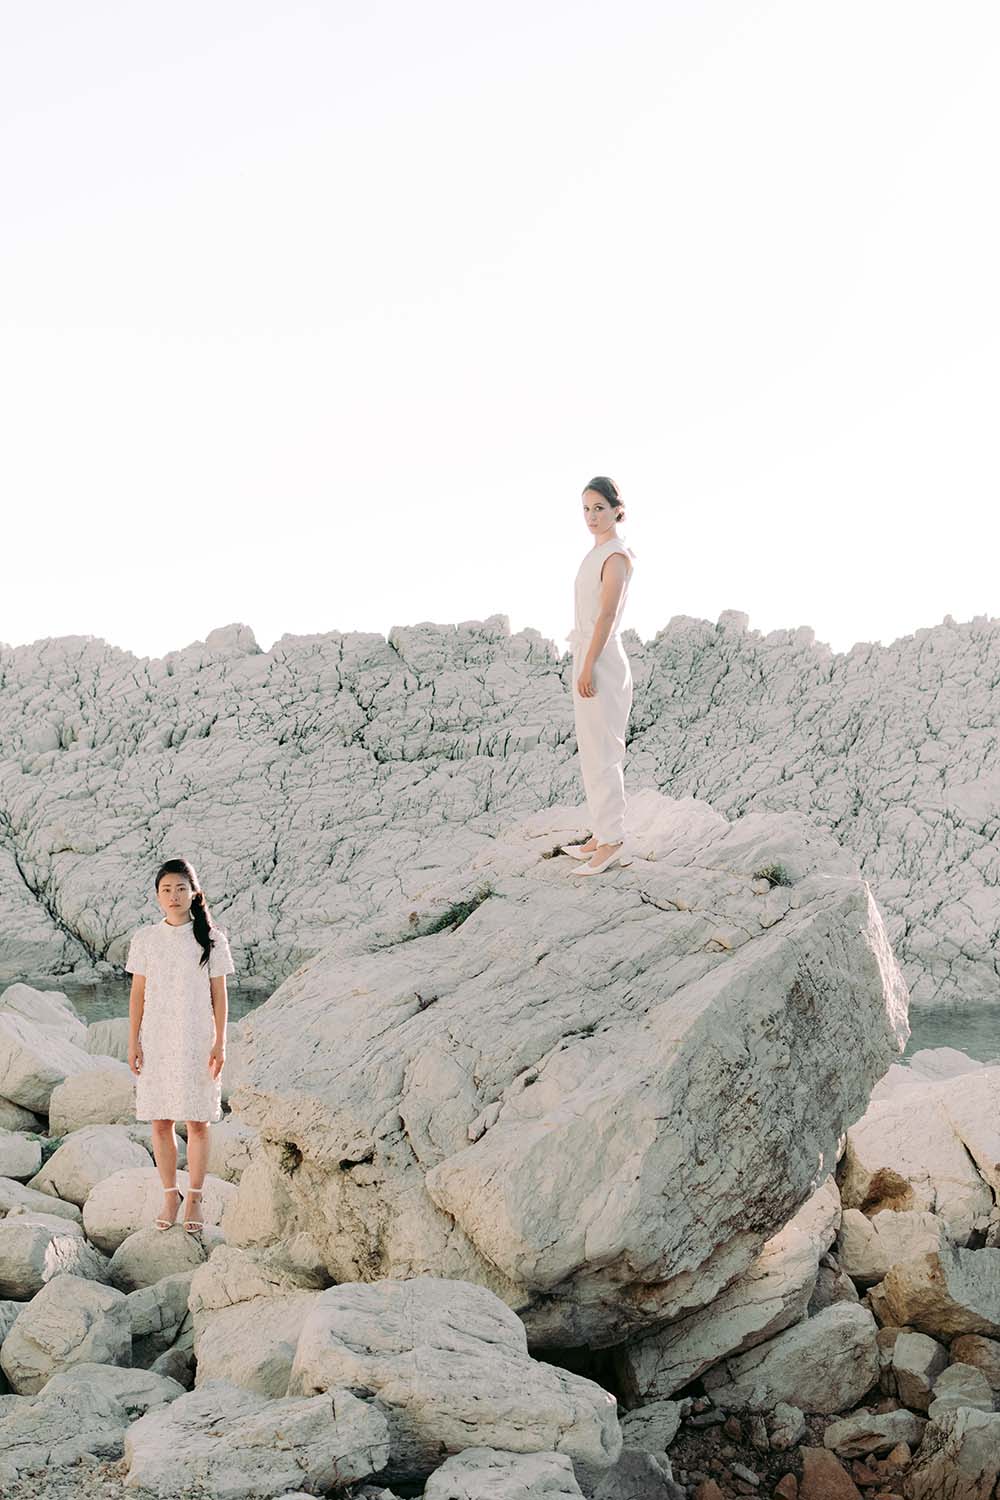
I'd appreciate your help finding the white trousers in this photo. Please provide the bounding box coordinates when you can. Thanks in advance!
[572,639,633,845]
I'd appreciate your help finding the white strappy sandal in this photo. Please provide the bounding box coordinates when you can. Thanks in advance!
[155,1185,184,1231]
[183,1187,205,1235]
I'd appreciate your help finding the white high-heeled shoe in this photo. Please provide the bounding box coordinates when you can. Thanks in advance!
[573,845,632,876]
[561,842,597,860]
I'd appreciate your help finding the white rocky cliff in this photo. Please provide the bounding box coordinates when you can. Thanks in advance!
[1,610,999,1006]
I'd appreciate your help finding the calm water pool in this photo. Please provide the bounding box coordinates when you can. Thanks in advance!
[8,978,267,1028]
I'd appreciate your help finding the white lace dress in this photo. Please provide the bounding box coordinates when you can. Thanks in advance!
[125,918,235,1123]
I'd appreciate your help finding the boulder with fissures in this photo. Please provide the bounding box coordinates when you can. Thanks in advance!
[286,1277,621,1478]
[837,1207,951,1284]
[228,791,906,1345]
[0,1382,129,1481]
[868,1247,1000,1338]
[0,1210,110,1297]
[423,1449,585,1500]
[2,611,1000,1009]
[0,1174,83,1224]
[123,1379,391,1499]
[42,1360,184,1416]
[127,1270,196,1365]
[702,1301,880,1413]
[0,1128,41,1181]
[0,983,86,1046]
[615,1177,840,1402]
[46,1059,135,1133]
[0,1010,108,1112]
[28,1122,150,1205]
[908,1407,1000,1500]
[0,1272,131,1392]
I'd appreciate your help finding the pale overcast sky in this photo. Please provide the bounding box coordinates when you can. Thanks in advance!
[2,1,998,661]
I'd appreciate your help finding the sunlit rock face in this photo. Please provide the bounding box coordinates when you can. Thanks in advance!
[224,789,907,1347]
[1,609,998,1005]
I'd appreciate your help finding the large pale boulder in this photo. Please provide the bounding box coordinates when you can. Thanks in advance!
[0,1128,41,1180]
[0,1174,83,1223]
[618,1399,685,1456]
[123,1378,390,1498]
[83,1166,236,1254]
[425,1449,585,1500]
[0,1382,128,1481]
[616,1178,839,1400]
[838,1095,993,1244]
[127,1271,196,1365]
[43,1359,183,1415]
[891,1329,948,1411]
[908,1406,1000,1500]
[703,1301,880,1413]
[837,1207,950,1284]
[206,1115,258,1182]
[0,983,87,1046]
[84,1015,130,1060]
[926,1360,995,1420]
[0,1098,44,1132]
[868,1248,1000,1338]
[822,1407,926,1456]
[950,1333,1000,1391]
[27,1122,150,1205]
[287,1277,622,1478]
[0,1272,130,1392]
[0,1210,109,1297]
[46,1060,135,1133]
[230,795,906,1344]
[0,1010,106,1112]
[107,1223,209,1291]
[935,1067,1000,1195]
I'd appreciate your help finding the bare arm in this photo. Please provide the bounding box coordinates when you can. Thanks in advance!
[127,975,145,1075]
[584,553,631,665]
[209,975,228,1079]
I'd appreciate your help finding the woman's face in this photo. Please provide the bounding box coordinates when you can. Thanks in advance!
[582,489,619,536]
[157,874,194,921]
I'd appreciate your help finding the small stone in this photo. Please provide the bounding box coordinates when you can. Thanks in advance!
[882,1443,910,1470]
[749,1415,769,1451]
[724,1417,744,1440]
[799,1446,864,1500]
[690,1409,727,1428]
[694,1482,726,1500]
[732,1463,761,1486]
[774,1477,797,1500]
[851,1461,879,1487]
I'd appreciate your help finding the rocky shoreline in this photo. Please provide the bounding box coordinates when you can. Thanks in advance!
[1,795,998,1498]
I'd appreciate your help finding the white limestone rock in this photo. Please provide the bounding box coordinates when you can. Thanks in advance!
[0,1011,106,1112]
[0,1098,44,1132]
[837,1207,951,1284]
[618,1399,685,1456]
[123,1378,391,1498]
[107,1223,208,1291]
[84,1014,130,1060]
[0,1210,109,1297]
[206,1114,258,1183]
[83,1166,236,1254]
[839,1094,993,1244]
[127,1270,196,1365]
[926,1360,995,1420]
[0,1174,83,1224]
[424,1449,584,1500]
[0,1272,130,1392]
[0,1129,41,1181]
[286,1277,622,1479]
[822,1407,927,1456]
[767,1403,807,1451]
[615,1179,839,1401]
[908,1047,986,1081]
[46,1060,135,1133]
[950,1334,1000,1391]
[0,1382,128,1481]
[869,1248,1000,1338]
[0,983,87,1046]
[703,1301,880,1413]
[43,1359,184,1416]
[27,1121,150,1205]
[908,1406,1000,1500]
[935,1068,1000,1194]
[230,794,905,1344]
[891,1329,948,1411]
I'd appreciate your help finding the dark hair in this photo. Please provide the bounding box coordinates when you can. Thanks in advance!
[583,475,624,519]
[154,857,216,968]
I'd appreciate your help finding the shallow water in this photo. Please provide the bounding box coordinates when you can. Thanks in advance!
[8,979,1000,1064]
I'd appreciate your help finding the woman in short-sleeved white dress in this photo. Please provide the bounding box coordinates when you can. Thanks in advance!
[125,918,235,1122]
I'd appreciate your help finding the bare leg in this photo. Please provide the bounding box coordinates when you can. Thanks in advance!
[150,1119,181,1225]
[184,1121,210,1227]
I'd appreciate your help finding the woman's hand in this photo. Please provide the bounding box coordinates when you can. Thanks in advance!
[128,1043,143,1077]
[209,1041,226,1080]
[576,661,597,697]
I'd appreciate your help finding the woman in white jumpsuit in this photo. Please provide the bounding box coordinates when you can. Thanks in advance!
[563,476,636,875]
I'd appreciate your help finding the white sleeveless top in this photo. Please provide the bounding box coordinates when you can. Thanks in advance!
[567,535,636,655]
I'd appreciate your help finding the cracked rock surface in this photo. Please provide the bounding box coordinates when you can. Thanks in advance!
[1,612,998,1006]
[225,789,906,1345]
